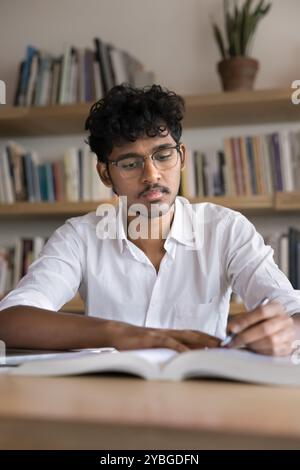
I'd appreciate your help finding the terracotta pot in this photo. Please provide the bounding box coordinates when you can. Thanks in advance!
[217,56,259,91]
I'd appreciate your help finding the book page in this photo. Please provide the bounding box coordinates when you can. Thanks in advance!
[126,348,178,369]
[9,348,167,379]
[3,347,117,366]
[163,348,300,386]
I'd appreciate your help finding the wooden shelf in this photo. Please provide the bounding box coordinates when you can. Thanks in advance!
[184,88,300,128]
[0,195,274,216]
[61,295,84,313]
[0,102,91,137]
[0,88,299,137]
[3,192,300,216]
[0,199,118,216]
[275,191,300,211]
[189,194,273,210]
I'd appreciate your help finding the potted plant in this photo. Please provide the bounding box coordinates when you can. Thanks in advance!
[212,0,272,91]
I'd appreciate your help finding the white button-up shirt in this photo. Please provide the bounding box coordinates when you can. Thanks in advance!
[1,196,300,339]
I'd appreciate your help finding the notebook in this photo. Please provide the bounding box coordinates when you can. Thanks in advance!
[3,347,300,386]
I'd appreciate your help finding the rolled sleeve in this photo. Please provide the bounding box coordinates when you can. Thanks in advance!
[0,220,85,312]
[223,212,300,315]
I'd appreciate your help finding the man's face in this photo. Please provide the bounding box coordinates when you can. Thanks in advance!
[97,133,186,219]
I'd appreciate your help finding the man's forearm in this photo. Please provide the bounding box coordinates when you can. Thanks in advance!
[0,305,222,353]
[0,305,113,350]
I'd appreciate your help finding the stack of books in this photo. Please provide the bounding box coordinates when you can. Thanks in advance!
[14,39,155,106]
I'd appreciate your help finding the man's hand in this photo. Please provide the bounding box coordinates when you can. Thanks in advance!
[226,301,295,356]
[106,321,221,353]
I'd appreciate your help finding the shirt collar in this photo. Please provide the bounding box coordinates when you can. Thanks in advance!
[166,196,198,248]
[113,195,198,254]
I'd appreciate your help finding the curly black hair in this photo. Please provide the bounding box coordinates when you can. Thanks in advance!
[84,84,185,163]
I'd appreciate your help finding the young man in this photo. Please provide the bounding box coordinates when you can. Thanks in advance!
[0,84,299,355]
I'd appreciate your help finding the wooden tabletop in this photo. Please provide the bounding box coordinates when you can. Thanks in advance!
[0,375,300,449]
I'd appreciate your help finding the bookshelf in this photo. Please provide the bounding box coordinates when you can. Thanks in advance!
[275,191,300,211]
[0,88,299,136]
[2,194,300,216]
[1,88,300,212]
[0,200,117,216]
[1,87,300,315]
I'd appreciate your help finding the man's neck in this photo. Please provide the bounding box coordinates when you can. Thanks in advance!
[127,206,175,253]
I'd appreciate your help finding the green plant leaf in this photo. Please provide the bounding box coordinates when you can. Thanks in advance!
[212,23,227,59]
[215,0,271,58]
[241,0,253,55]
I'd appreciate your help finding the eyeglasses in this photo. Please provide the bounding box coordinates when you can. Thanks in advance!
[107,143,182,179]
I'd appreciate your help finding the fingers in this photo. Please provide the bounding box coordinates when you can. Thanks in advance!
[115,325,191,352]
[165,329,221,349]
[243,327,295,356]
[117,324,220,353]
[229,314,293,349]
[227,302,286,336]
[145,331,191,353]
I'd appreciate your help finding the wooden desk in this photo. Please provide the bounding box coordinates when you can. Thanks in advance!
[0,375,300,450]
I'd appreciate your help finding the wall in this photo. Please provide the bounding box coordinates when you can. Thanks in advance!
[1,0,300,103]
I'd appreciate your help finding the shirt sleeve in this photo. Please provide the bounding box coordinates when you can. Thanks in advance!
[222,211,300,315]
[0,219,85,312]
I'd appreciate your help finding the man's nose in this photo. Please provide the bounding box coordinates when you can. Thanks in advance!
[141,157,161,183]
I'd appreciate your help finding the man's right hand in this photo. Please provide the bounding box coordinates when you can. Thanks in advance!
[106,321,221,353]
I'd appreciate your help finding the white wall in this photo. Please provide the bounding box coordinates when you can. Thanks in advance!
[1,0,300,103]
[1,0,300,247]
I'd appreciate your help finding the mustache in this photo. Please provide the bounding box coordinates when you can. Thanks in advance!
[139,184,171,197]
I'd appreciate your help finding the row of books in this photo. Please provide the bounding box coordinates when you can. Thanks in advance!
[180,130,300,197]
[1,227,300,297]
[266,227,300,290]
[2,127,300,204]
[14,39,154,107]
[0,237,46,296]
[0,142,113,203]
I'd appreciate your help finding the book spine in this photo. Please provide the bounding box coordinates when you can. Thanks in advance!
[271,133,283,191]
[23,153,35,202]
[245,137,257,195]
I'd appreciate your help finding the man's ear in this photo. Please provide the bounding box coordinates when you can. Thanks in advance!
[179,144,186,171]
[96,161,113,187]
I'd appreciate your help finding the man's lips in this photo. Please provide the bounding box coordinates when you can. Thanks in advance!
[142,189,165,201]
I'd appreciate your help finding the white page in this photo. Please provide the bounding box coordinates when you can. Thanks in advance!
[126,348,178,367]
[3,347,117,366]
[163,348,300,385]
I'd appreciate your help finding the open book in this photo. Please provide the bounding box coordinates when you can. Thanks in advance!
[4,347,300,386]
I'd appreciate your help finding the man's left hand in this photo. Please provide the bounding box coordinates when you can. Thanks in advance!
[226,302,296,356]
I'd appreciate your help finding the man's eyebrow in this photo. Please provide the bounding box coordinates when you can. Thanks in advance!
[115,143,175,161]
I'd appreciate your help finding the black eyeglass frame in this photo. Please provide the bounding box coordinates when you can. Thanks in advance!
[106,143,183,170]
